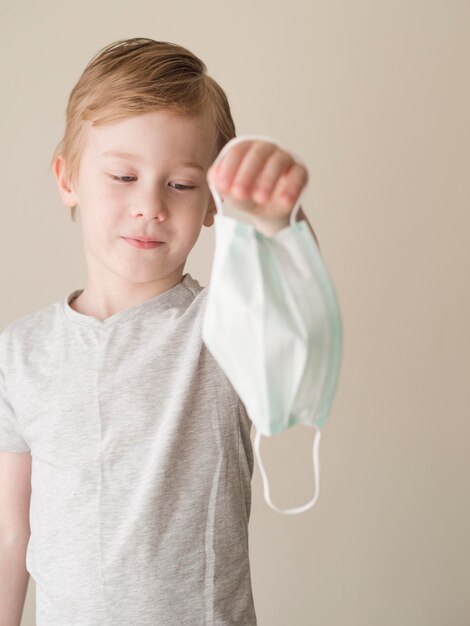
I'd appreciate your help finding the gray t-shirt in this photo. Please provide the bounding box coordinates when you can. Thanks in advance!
[0,273,257,625]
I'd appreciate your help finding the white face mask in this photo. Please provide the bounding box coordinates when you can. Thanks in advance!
[202,134,343,515]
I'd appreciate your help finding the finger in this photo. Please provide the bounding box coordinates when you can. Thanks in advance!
[249,151,296,203]
[213,142,252,193]
[229,142,278,198]
[207,161,222,186]
[274,162,309,207]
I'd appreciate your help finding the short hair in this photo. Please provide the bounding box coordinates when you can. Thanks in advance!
[50,37,237,221]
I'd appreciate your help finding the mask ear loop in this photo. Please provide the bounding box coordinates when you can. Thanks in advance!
[208,134,307,226]
[254,425,321,515]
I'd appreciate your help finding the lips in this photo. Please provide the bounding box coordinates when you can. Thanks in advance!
[122,237,164,250]
[126,236,162,243]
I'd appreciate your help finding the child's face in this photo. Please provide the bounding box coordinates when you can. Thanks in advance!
[56,110,218,287]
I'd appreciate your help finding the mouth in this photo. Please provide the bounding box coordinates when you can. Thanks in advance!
[122,237,164,249]
[125,236,162,243]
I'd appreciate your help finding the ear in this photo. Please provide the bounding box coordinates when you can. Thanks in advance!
[52,155,79,208]
[202,200,217,228]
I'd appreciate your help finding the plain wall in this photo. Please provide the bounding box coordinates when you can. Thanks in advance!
[1,1,469,624]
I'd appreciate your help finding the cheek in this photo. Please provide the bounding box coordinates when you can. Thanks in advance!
[81,183,123,221]
[81,174,120,203]
[178,211,205,244]
[80,200,117,242]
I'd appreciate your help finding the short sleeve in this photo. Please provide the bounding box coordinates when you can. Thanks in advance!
[0,328,30,453]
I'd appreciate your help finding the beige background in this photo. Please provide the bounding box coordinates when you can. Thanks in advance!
[1,1,469,625]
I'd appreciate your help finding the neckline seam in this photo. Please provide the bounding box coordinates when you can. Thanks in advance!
[61,275,201,328]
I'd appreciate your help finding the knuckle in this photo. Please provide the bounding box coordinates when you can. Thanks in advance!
[252,141,276,158]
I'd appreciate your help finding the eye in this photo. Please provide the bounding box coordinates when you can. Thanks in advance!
[169,183,196,191]
[109,174,137,183]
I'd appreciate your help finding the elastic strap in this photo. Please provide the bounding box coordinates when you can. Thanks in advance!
[253,425,321,514]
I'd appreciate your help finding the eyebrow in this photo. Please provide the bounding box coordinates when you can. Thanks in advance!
[102,151,205,171]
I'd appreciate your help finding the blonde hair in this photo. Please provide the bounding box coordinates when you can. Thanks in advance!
[51,37,237,221]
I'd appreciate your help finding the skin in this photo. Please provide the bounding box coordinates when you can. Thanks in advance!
[207,138,309,221]
[53,110,312,321]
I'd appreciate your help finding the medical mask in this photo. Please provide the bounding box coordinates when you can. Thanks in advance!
[202,134,343,514]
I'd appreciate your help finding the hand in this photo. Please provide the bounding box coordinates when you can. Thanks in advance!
[206,139,309,222]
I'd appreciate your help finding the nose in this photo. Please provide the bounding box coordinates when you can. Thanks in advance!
[132,186,169,221]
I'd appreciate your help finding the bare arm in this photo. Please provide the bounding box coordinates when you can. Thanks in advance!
[0,451,32,626]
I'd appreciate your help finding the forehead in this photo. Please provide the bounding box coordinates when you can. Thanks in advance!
[82,110,218,167]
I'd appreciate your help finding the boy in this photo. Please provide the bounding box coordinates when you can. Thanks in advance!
[0,37,316,625]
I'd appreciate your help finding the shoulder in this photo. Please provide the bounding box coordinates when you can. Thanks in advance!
[179,273,209,314]
[0,300,61,359]
[180,272,207,298]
